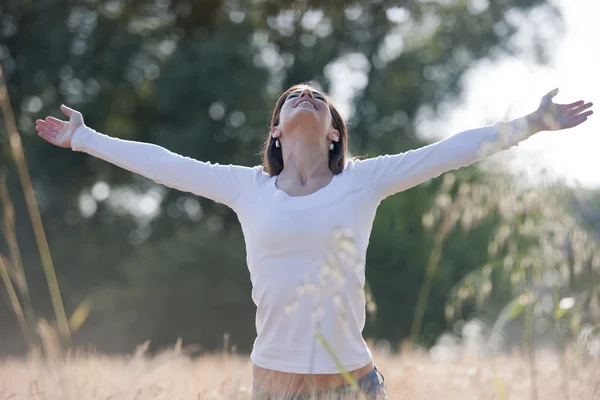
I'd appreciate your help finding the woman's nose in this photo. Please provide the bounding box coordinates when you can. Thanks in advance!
[299,88,313,99]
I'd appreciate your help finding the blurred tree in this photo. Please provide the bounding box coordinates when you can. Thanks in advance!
[0,0,568,354]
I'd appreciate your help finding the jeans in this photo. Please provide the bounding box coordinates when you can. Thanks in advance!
[251,366,387,400]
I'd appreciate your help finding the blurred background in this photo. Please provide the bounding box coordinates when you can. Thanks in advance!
[1,0,599,360]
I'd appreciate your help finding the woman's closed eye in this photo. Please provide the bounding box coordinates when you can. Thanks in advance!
[287,92,326,102]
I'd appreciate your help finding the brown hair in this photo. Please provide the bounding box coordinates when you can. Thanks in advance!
[261,83,349,177]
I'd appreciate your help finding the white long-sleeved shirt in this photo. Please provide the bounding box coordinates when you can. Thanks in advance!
[71,118,530,373]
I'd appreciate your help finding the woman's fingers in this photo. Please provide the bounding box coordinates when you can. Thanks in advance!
[60,104,75,117]
[574,109,594,119]
[36,119,61,133]
[545,88,559,99]
[35,124,53,136]
[561,100,584,110]
[45,116,65,127]
[564,110,593,128]
[36,125,58,143]
[568,102,593,116]
[566,116,588,129]
[37,129,55,142]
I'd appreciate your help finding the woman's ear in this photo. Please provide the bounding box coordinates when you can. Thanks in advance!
[328,128,340,142]
[271,126,282,138]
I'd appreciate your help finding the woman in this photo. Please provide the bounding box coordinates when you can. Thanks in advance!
[36,84,592,399]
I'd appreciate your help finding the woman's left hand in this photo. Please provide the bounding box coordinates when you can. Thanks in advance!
[529,88,593,134]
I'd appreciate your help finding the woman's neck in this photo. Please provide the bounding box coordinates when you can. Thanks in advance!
[278,140,332,184]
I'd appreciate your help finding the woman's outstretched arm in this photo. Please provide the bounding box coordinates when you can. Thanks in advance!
[351,89,593,200]
[36,105,258,209]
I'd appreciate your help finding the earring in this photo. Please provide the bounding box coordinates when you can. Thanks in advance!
[275,138,280,148]
[329,142,334,151]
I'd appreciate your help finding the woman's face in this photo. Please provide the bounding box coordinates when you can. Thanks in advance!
[273,87,339,143]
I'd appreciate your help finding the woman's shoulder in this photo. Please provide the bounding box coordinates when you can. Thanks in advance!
[249,165,273,183]
[343,155,370,172]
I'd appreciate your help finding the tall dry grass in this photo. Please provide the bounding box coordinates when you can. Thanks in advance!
[1,347,599,399]
[0,65,73,351]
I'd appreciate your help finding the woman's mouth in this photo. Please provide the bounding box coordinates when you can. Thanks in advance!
[295,100,317,110]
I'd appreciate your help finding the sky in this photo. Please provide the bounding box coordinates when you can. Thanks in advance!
[418,0,600,189]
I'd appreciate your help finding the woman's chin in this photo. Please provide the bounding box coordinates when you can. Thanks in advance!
[290,108,324,124]
[283,114,323,131]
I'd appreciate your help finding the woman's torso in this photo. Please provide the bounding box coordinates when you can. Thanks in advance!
[232,166,383,375]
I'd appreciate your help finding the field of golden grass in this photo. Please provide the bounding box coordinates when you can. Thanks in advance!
[2,347,599,399]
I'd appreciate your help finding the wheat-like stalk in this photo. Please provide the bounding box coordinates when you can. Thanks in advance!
[0,170,38,346]
[0,65,71,349]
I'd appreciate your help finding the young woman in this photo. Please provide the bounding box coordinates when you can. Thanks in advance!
[36,84,592,399]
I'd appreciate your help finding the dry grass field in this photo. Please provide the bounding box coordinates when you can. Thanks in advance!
[2,346,599,400]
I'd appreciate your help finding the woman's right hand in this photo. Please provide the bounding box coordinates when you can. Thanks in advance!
[35,104,84,148]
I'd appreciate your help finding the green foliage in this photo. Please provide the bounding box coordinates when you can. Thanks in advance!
[0,0,569,354]
[428,172,600,353]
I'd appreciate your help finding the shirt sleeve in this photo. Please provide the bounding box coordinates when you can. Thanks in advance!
[350,118,531,200]
[71,125,258,209]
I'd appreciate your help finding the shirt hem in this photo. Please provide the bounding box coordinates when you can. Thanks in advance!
[250,351,373,374]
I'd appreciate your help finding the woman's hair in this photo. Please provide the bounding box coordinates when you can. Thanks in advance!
[261,83,349,177]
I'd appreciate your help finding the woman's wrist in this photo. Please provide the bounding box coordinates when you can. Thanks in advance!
[525,110,545,135]
[70,123,90,151]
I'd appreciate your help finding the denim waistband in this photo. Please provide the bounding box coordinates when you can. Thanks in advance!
[252,365,385,399]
